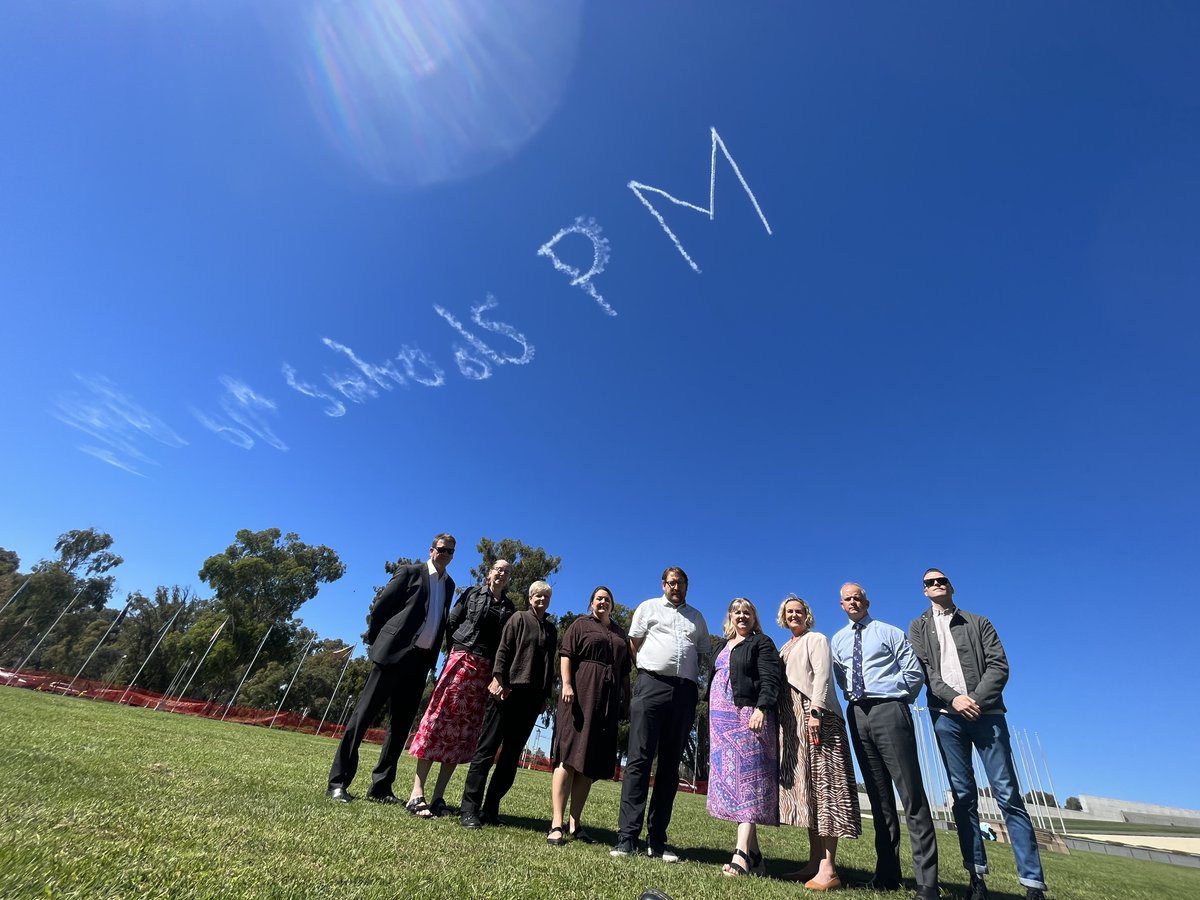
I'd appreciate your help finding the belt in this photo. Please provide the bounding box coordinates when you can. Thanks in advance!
[638,668,688,685]
[848,696,905,707]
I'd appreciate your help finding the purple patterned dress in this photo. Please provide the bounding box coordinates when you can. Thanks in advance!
[707,644,779,825]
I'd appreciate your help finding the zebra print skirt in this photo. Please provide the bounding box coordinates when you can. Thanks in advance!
[778,686,862,837]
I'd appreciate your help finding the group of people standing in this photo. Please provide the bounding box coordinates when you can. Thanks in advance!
[325,534,1048,900]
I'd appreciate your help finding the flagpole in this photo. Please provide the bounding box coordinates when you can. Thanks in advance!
[270,636,316,729]
[0,575,33,620]
[222,625,273,721]
[1035,732,1068,834]
[68,599,132,694]
[316,644,356,736]
[337,693,355,731]
[17,587,85,672]
[120,608,181,705]
[156,652,194,711]
[174,618,228,706]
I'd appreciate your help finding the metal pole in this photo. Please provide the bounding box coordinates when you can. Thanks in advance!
[316,644,356,736]
[337,693,355,731]
[156,652,194,711]
[911,707,939,820]
[0,614,36,663]
[926,710,953,822]
[175,618,228,707]
[1024,728,1054,832]
[68,600,131,694]
[0,575,33,619]
[1012,728,1046,830]
[270,636,315,729]
[17,587,85,672]
[1035,732,1068,835]
[120,608,181,705]
[222,625,273,721]
[100,654,127,698]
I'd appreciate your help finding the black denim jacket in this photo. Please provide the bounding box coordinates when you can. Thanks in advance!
[445,584,515,659]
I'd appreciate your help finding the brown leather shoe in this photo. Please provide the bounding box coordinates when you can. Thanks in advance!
[804,875,843,891]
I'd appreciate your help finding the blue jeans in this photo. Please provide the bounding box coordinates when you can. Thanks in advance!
[931,712,1046,890]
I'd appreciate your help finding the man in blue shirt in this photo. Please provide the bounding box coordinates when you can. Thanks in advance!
[831,582,939,899]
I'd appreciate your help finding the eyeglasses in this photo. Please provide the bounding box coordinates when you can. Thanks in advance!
[433,546,455,556]
[923,577,950,588]
[664,580,686,587]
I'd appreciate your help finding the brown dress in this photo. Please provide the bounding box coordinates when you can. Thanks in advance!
[778,636,862,837]
[550,616,631,780]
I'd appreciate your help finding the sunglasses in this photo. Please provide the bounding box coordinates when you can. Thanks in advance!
[433,546,455,556]
[923,577,950,588]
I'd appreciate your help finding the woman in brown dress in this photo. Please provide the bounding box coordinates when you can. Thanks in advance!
[546,586,630,846]
[777,594,861,890]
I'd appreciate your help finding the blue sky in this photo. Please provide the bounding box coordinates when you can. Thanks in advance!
[3,3,1198,809]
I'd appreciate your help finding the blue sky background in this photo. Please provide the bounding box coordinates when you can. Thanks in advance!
[3,3,1197,808]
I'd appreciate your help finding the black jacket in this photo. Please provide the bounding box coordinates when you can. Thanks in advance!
[445,584,516,658]
[365,564,456,666]
[707,632,781,710]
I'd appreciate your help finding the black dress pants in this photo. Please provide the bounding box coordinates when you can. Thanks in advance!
[460,685,545,816]
[617,671,698,845]
[327,648,434,796]
[847,698,939,891]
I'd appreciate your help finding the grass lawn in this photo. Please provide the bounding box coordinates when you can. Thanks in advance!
[2,687,1197,899]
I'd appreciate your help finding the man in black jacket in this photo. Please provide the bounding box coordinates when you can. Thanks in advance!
[326,533,456,803]
[908,568,1046,900]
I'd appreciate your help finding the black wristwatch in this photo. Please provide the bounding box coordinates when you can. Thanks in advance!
[809,708,824,719]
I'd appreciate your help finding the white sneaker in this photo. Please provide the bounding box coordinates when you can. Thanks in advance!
[648,844,680,863]
[610,839,636,857]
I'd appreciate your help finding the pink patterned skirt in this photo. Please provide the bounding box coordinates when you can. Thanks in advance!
[408,650,493,764]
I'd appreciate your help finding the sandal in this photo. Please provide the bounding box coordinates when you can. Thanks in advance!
[546,825,566,847]
[428,797,449,818]
[569,825,595,844]
[406,796,431,818]
[722,848,756,877]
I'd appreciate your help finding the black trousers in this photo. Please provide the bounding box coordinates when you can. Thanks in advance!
[327,648,434,796]
[847,698,939,890]
[617,671,698,845]
[460,685,545,816]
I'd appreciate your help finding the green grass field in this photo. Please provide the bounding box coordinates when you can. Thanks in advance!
[2,687,1197,899]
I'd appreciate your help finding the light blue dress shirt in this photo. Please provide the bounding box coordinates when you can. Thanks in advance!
[830,613,924,702]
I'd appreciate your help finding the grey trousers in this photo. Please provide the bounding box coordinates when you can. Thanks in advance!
[847,698,939,891]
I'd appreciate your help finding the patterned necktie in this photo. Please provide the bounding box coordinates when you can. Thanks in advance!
[850,622,866,700]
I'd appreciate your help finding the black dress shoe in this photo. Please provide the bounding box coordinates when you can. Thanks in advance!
[366,792,402,805]
[460,813,483,829]
[480,810,501,827]
[914,887,939,900]
[326,787,353,803]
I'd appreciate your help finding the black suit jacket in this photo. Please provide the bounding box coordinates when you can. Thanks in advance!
[366,563,456,666]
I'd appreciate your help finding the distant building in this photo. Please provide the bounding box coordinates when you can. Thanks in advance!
[1077,794,1200,827]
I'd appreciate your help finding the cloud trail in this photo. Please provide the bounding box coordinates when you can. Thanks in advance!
[55,374,187,476]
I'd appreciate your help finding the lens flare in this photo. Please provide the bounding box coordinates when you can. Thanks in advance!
[303,0,584,187]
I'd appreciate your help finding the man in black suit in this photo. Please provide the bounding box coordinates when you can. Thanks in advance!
[327,533,456,803]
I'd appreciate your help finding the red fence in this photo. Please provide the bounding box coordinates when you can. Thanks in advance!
[0,665,388,744]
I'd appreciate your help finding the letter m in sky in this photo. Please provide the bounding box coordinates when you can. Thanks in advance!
[628,127,772,273]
